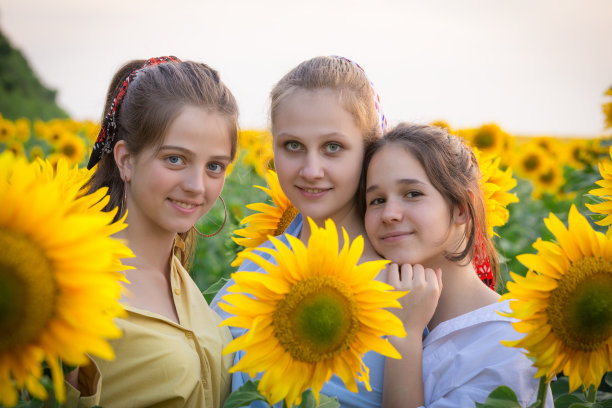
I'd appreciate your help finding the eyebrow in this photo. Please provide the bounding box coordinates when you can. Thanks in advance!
[158,145,231,161]
[366,178,425,194]
[275,131,350,140]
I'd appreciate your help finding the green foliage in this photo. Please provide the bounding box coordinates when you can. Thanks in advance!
[475,385,523,407]
[192,163,267,303]
[222,380,339,408]
[494,163,607,292]
[0,29,68,121]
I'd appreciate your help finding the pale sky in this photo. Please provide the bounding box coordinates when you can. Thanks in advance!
[1,0,611,137]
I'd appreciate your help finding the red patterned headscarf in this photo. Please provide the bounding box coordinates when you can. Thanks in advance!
[87,56,181,169]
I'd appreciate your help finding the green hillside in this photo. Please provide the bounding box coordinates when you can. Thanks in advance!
[0,28,68,120]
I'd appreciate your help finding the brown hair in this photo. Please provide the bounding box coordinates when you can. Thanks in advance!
[359,123,500,281]
[270,56,381,143]
[87,59,239,268]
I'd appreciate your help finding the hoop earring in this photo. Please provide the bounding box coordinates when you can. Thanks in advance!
[194,196,227,237]
[121,180,128,215]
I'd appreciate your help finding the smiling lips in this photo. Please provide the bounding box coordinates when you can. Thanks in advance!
[380,231,413,242]
[297,186,332,197]
[168,198,201,212]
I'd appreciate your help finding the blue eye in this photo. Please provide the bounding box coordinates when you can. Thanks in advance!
[326,143,342,153]
[208,162,225,173]
[167,155,184,165]
[285,141,302,152]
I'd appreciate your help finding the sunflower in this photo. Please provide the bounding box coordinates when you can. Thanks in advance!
[604,86,612,130]
[231,169,298,267]
[0,118,16,143]
[514,142,553,180]
[220,218,406,407]
[461,123,508,156]
[14,118,31,143]
[500,205,612,392]
[566,139,590,170]
[4,141,25,158]
[474,148,519,237]
[54,133,86,166]
[239,130,274,177]
[0,152,133,406]
[586,146,612,226]
[28,146,46,162]
[532,163,565,199]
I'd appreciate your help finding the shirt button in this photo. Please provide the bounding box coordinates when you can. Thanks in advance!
[173,288,180,295]
[185,331,194,339]
[201,378,208,387]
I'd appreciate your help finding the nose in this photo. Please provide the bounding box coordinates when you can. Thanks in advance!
[181,166,206,195]
[299,152,324,181]
[381,198,403,223]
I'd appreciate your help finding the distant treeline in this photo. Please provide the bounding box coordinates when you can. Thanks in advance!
[0,28,67,121]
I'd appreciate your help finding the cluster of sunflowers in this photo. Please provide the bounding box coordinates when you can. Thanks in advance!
[0,114,98,167]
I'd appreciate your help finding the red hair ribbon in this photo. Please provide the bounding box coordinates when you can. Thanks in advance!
[87,56,181,169]
[474,229,495,290]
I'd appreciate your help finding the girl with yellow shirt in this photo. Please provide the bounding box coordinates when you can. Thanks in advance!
[66,56,239,408]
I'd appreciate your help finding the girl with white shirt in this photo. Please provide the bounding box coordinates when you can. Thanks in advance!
[361,123,553,408]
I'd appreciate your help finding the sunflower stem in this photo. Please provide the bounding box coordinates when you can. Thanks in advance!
[585,384,597,403]
[535,376,548,408]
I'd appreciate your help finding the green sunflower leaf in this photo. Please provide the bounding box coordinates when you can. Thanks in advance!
[222,380,267,408]
[474,385,521,408]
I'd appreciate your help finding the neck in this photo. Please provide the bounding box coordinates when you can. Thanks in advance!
[428,260,500,331]
[114,217,176,276]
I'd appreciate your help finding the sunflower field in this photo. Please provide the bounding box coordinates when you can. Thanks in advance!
[2,85,612,407]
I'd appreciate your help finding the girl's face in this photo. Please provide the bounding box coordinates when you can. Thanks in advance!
[273,88,365,224]
[364,144,464,267]
[123,106,232,236]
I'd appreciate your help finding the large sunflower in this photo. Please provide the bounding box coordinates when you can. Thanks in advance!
[586,146,612,226]
[220,218,406,407]
[231,169,298,267]
[475,148,519,237]
[0,153,133,406]
[500,205,612,392]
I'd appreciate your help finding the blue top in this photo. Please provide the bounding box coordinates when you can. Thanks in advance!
[210,213,386,408]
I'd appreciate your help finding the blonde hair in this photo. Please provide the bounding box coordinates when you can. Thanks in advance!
[270,56,381,143]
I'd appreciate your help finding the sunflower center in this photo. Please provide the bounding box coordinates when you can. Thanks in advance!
[274,205,299,236]
[474,131,494,149]
[62,143,76,157]
[0,228,56,352]
[523,154,540,171]
[273,276,359,363]
[539,169,554,184]
[548,257,612,351]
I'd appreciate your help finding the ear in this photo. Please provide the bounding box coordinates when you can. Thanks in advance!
[453,205,469,225]
[113,140,133,182]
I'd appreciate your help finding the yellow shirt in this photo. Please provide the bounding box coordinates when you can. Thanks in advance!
[66,255,234,408]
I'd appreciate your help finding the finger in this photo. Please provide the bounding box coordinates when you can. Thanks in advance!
[411,264,425,283]
[387,263,401,287]
[399,264,414,281]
